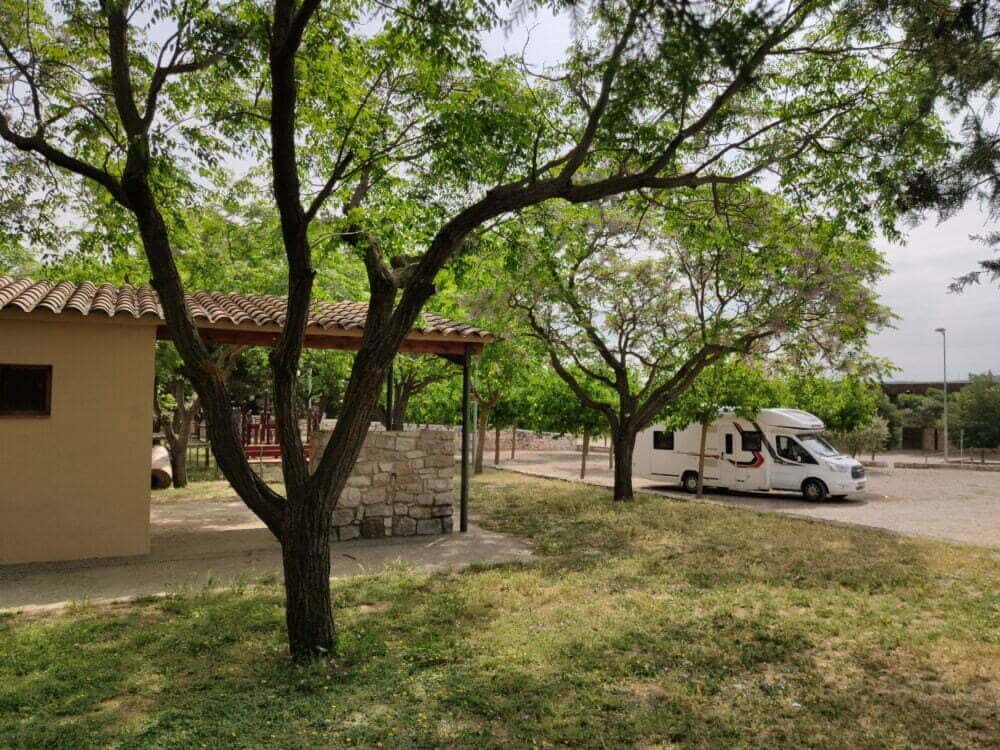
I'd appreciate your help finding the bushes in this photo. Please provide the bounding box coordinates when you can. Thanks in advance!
[828,416,890,458]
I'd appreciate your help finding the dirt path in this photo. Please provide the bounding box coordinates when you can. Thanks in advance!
[0,502,532,612]
[499,450,1000,548]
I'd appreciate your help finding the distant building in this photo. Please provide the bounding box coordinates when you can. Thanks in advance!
[880,380,971,451]
[880,380,969,398]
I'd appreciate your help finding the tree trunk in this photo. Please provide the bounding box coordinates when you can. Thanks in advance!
[390,391,407,431]
[474,408,490,474]
[696,421,708,498]
[612,430,636,500]
[608,438,613,470]
[580,428,590,479]
[281,494,334,660]
[510,426,517,460]
[169,434,190,488]
[494,424,501,465]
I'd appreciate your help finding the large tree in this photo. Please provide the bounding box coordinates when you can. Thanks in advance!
[890,0,1000,288]
[509,193,889,499]
[0,0,948,657]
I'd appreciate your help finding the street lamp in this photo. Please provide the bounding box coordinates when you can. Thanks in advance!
[934,327,948,462]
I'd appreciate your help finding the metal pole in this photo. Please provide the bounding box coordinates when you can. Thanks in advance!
[460,345,471,533]
[385,359,395,431]
[936,327,948,462]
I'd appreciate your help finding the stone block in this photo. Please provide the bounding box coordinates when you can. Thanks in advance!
[346,474,372,488]
[393,516,417,536]
[409,505,436,519]
[428,478,452,492]
[364,503,391,518]
[441,517,453,533]
[360,517,385,538]
[432,505,452,518]
[339,488,362,508]
[362,488,386,503]
[333,507,357,526]
[416,518,443,535]
[338,524,360,541]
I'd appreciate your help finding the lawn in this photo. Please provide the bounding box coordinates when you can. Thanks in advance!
[1,471,997,749]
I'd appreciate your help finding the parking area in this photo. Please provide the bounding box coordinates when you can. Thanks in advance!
[499,450,1000,548]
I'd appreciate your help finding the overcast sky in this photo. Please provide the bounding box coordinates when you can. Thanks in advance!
[484,11,999,383]
[870,208,997,382]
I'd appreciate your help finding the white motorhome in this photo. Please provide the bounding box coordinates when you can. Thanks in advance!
[633,408,866,500]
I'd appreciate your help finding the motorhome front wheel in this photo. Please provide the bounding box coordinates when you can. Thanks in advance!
[802,478,828,501]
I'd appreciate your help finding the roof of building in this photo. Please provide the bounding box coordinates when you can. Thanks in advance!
[881,380,969,397]
[0,276,491,355]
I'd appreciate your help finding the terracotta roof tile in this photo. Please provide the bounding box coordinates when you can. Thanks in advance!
[0,276,492,342]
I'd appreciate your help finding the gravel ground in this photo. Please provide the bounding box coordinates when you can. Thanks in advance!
[498,450,1000,548]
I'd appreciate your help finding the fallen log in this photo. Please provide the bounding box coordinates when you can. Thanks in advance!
[151,445,173,489]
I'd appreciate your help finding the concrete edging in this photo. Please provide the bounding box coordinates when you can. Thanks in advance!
[893,461,1000,472]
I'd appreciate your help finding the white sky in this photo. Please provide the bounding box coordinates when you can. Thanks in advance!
[484,10,999,383]
[871,207,998,381]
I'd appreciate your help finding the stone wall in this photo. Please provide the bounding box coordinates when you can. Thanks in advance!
[478,427,578,453]
[318,420,579,453]
[311,429,454,541]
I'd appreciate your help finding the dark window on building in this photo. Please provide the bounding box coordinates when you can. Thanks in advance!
[653,431,674,450]
[0,365,52,416]
[725,433,733,454]
[741,431,763,452]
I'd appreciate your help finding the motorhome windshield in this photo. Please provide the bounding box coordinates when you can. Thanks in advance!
[799,434,839,458]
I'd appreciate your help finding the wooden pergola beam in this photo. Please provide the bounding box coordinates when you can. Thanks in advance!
[155,326,486,356]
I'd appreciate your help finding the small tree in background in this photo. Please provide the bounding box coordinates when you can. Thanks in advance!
[827,417,890,460]
[154,343,245,487]
[660,361,775,496]
[952,373,1000,462]
[470,339,538,474]
[896,390,945,450]
[378,357,452,431]
[776,374,882,433]
[532,369,608,480]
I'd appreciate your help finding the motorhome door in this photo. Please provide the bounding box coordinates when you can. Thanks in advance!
[770,434,816,490]
[725,424,768,490]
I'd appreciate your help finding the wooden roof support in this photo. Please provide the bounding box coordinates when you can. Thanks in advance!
[156,325,486,356]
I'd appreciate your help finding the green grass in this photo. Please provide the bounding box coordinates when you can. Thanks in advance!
[2,471,998,748]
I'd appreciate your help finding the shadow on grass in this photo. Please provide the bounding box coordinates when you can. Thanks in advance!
[1,471,997,749]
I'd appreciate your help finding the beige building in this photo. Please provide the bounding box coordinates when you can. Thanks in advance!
[0,276,489,565]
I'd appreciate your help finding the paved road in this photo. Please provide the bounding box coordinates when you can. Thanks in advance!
[497,450,1000,548]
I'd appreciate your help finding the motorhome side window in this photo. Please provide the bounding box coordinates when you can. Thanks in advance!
[741,431,763,451]
[724,434,733,454]
[653,431,674,450]
[776,435,816,464]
